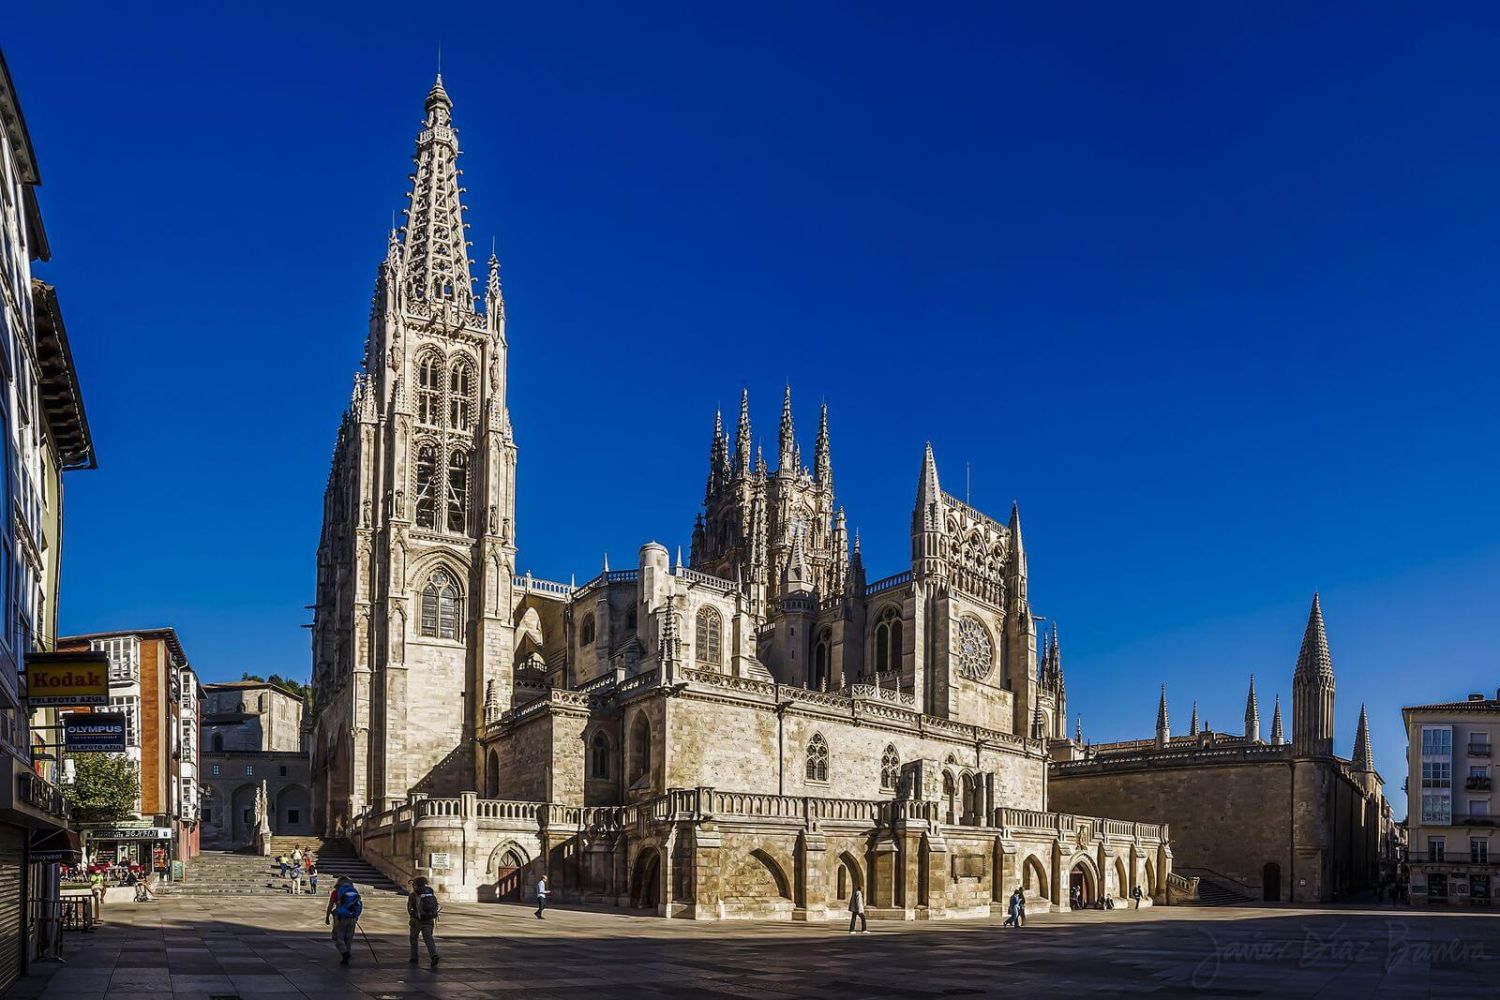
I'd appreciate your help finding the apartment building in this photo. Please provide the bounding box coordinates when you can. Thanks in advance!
[1403,691,1499,906]
[57,629,201,869]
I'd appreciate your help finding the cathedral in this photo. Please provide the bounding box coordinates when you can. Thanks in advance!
[310,76,1168,918]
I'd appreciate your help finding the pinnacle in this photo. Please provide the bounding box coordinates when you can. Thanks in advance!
[1294,593,1334,680]
[1353,703,1374,771]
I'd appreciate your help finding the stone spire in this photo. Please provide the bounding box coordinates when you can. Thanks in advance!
[781,525,812,595]
[1155,686,1170,748]
[1271,694,1285,746]
[401,75,475,310]
[705,408,730,501]
[485,249,504,319]
[1353,703,1374,772]
[778,384,796,472]
[735,389,752,474]
[1292,593,1336,757]
[1189,701,1199,737]
[814,401,832,488]
[1244,675,1260,742]
[1075,716,1083,745]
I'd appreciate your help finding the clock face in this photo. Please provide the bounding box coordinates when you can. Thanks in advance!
[956,615,993,681]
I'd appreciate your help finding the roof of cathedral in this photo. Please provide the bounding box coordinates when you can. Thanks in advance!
[400,73,477,311]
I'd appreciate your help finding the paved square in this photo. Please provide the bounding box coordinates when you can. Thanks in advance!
[14,896,1500,998]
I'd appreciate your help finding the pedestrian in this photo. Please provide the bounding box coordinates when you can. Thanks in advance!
[289,864,304,895]
[847,886,867,934]
[1069,885,1080,911]
[308,863,319,896]
[535,875,549,919]
[326,876,363,966]
[1132,884,1143,909]
[1003,888,1018,927]
[407,876,441,966]
[1016,888,1027,927]
[291,848,304,877]
[278,854,289,879]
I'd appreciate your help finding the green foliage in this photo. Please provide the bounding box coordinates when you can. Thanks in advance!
[64,753,140,824]
[240,671,310,702]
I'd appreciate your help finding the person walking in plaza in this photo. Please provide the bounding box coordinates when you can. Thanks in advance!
[407,876,441,965]
[308,862,319,896]
[1016,888,1027,927]
[535,875,549,919]
[1132,884,1143,909]
[847,886,867,934]
[277,854,289,879]
[291,847,304,878]
[1003,887,1020,928]
[326,876,363,966]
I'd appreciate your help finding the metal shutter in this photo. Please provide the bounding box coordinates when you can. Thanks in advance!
[0,824,25,993]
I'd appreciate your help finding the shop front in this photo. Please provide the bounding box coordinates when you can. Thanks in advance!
[81,824,175,874]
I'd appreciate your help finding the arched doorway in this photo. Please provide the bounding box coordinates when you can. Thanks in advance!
[632,848,661,909]
[1263,862,1282,902]
[230,783,258,846]
[1022,854,1049,902]
[1114,857,1130,900]
[276,785,312,835]
[488,844,527,903]
[1069,859,1097,908]
[1143,858,1157,899]
[835,851,864,904]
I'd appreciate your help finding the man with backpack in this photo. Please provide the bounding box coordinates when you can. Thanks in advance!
[325,876,363,965]
[407,877,441,966]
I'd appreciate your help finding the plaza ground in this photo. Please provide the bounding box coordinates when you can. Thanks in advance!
[13,895,1500,998]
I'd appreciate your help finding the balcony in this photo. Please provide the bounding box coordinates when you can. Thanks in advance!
[1470,743,1493,758]
[1467,777,1493,791]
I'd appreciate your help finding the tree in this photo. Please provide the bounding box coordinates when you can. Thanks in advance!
[64,753,140,824]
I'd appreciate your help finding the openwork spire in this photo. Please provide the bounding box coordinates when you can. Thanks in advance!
[1353,704,1374,772]
[736,388,752,473]
[1245,674,1260,742]
[1294,593,1334,680]
[778,384,796,471]
[1271,694,1284,745]
[1189,701,1199,737]
[1155,685,1170,744]
[402,74,475,310]
[814,401,832,487]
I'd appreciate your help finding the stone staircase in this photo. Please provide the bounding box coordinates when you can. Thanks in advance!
[1176,867,1258,906]
[167,839,400,897]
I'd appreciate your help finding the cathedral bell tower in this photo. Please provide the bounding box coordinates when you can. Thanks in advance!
[312,75,519,829]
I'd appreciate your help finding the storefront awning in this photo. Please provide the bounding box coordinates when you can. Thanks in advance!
[30,827,82,864]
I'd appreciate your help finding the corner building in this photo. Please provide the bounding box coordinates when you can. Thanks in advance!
[313,77,1171,919]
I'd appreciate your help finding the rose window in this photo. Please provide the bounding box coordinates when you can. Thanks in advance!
[955,615,993,681]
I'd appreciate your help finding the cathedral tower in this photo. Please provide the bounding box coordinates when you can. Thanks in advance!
[311,76,518,831]
[1291,593,1336,757]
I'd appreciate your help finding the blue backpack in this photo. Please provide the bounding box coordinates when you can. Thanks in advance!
[333,884,362,919]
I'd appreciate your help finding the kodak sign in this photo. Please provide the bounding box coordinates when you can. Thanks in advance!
[25,651,110,706]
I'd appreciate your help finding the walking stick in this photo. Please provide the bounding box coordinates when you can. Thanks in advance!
[356,918,379,964]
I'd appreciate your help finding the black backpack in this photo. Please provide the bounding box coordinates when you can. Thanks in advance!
[417,887,441,920]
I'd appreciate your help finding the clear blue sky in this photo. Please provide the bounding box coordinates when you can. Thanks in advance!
[10,3,1500,816]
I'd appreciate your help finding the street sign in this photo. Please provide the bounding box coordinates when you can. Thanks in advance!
[63,713,127,753]
[25,651,110,706]
[85,827,173,841]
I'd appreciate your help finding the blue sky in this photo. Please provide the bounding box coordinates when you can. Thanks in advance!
[9,3,1500,816]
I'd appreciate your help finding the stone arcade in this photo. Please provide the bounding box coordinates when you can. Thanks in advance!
[311,77,1174,918]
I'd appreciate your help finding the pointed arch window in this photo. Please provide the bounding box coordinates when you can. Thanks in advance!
[448,360,473,430]
[580,613,596,647]
[445,449,470,533]
[417,356,442,425]
[414,444,438,529]
[805,733,829,783]
[695,607,723,665]
[813,628,831,690]
[420,569,463,640]
[589,732,610,779]
[874,607,902,675]
[881,745,901,792]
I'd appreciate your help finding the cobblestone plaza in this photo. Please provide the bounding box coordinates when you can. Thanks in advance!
[16,894,1499,998]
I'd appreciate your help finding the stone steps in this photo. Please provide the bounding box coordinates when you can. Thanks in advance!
[168,847,402,897]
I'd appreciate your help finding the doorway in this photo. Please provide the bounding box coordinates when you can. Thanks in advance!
[1263,862,1281,902]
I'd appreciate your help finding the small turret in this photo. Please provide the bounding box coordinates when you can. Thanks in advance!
[815,401,832,488]
[1353,703,1374,772]
[1155,685,1170,748]
[1271,694,1285,746]
[1292,593,1336,757]
[1244,674,1260,743]
[736,389,752,474]
[1189,701,1199,737]
[778,384,796,474]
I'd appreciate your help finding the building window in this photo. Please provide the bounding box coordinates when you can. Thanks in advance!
[1471,800,1491,817]
[420,569,463,640]
[589,732,610,778]
[245,765,254,776]
[414,444,438,528]
[280,766,288,777]
[580,614,595,648]
[805,733,829,783]
[288,809,301,825]
[107,695,140,748]
[202,807,213,823]
[417,355,441,425]
[1423,727,1454,757]
[91,636,140,681]
[445,449,470,533]
[1472,838,1489,864]
[1422,792,1452,825]
[881,745,900,792]
[695,607,722,665]
[1423,761,1452,789]
[448,361,473,430]
[630,713,652,787]
[873,607,902,675]
[813,629,831,689]
[1471,732,1493,757]
[212,732,224,752]
[1430,837,1445,862]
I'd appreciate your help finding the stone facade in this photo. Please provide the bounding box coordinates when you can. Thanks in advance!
[313,77,1168,918]
[1048,597,1390,904]
[202,681,306,754]
[199,681,312,847]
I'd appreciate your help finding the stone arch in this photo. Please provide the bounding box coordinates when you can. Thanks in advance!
[229,782,259,846]
[275,784,312,835]
[485,748,500,798]
[749,848,793,900]
[835,850,864,902]
[1068,854,1100,907]
[486,841,530,903]
[1022,853,1049,902]
[1114,856,1130,899]
[631,846,662,909]
[628,711,652,790]
[1144,856,1157,897]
